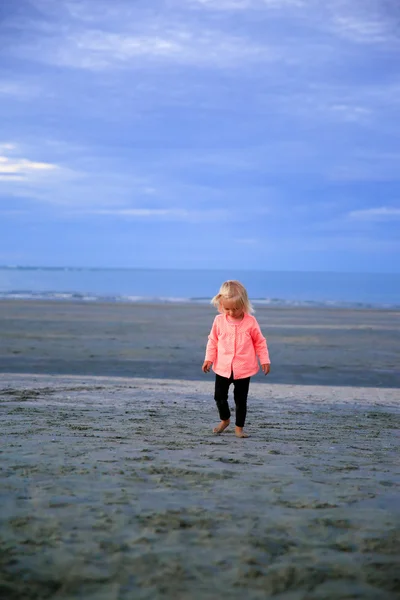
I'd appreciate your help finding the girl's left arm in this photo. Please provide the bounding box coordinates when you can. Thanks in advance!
[205,318,218,364]
[251,321,270,365]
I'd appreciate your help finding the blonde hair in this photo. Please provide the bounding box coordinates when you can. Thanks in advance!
[211,280,254,314]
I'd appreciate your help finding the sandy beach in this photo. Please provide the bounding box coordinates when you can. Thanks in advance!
[1,301,399,387]
[1,301,399,599]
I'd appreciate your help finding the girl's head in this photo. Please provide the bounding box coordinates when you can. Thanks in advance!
[211,280,254,317]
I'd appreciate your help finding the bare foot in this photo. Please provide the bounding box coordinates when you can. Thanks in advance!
[235,427,249,438]
[213,419,230,434]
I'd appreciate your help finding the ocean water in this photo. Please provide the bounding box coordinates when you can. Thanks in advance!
[0,267,399,309]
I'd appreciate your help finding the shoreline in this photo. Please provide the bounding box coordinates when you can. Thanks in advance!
[1,297,400,311]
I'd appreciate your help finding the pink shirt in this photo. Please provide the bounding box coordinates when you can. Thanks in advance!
[205,313,270,379]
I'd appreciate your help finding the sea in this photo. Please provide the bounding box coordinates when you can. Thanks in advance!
[0,267,398,309]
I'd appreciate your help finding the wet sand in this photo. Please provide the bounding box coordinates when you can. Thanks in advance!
[1,300,399,387]
[1,374,399,599]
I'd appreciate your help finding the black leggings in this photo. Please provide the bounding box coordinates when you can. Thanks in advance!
[214,373,251,428]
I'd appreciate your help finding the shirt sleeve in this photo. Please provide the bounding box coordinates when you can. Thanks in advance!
[251,319,270,364]
[205,317,218,363]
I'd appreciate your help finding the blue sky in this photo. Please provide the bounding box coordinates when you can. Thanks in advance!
[0,0,399,272]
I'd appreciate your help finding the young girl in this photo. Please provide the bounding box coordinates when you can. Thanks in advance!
[202,280,270,438]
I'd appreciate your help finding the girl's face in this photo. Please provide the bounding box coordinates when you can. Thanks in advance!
[221,298,244,320]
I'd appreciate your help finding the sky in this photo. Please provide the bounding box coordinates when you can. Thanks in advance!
[0,0,399,272]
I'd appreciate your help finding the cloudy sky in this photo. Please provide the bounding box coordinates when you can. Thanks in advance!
[1,0,399,271]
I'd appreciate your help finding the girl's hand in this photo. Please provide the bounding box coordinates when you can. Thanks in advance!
[261,364,270,375]
[202,360,213,373]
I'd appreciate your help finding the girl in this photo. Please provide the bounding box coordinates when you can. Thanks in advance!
[202,280,270,438]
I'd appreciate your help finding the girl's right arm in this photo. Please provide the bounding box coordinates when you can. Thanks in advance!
[204,318,218,364]
[202,360,212,373]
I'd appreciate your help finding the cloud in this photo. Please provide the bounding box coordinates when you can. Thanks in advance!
[0,146,85,205]
[187,0,305,9]
[348,207,400,220]
[0,154,58,181]
[328,104,372,123]
[0,143,17,152]
[325,0,400,46]
[5,1,300,72]
[6,0,398,83]
[188,0,400,49]
[0,82,28,97]
[330,13,396,45]
[0,80,41,99]
[84,207,230,222]
[22,27,283,71]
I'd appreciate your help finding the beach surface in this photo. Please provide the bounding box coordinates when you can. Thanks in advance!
[1,300,399,387]
[1,373,399,600]
[1,301,399,598]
